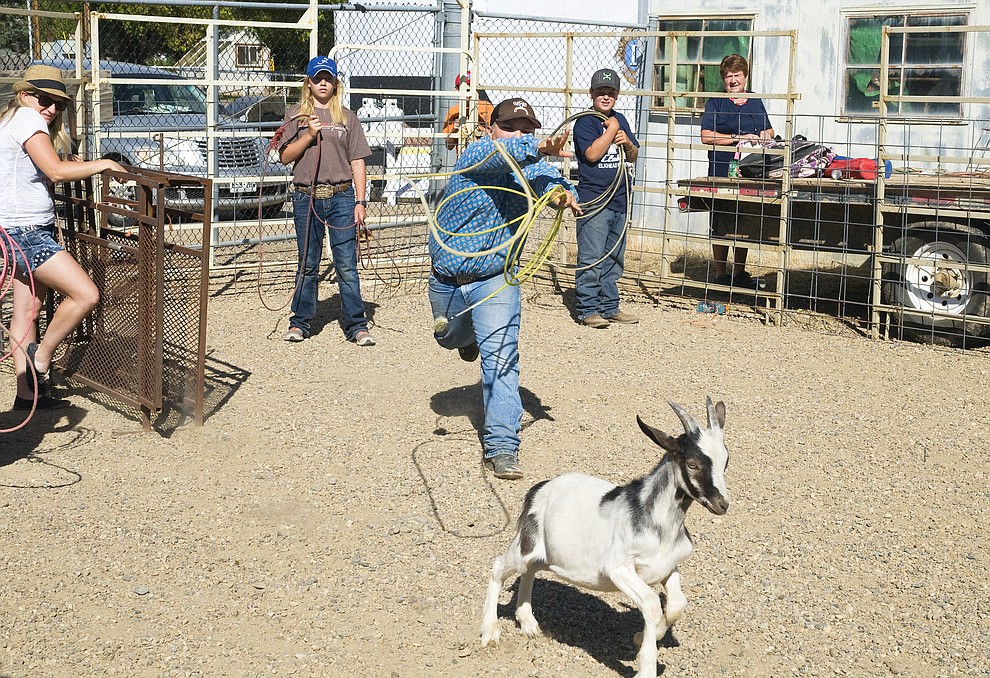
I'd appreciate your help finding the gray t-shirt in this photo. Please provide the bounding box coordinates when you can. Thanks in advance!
[0,107,55,228]
[280,104,371,186]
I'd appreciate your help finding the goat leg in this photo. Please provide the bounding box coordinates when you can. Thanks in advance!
[515,568,541,637]
[635,569,688,647]
[661,569,687,628]
[481,553,515,647]
[610,565,663,678]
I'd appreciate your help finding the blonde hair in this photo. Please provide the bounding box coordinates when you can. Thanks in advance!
[298,75,346,126]
[0,91,72,158]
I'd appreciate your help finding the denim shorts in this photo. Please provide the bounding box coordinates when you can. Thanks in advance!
[2,223,63,273]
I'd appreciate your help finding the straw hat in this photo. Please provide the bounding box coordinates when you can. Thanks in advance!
[12,65,70,101]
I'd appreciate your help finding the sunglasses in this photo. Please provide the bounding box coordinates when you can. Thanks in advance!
[26,91,68,112]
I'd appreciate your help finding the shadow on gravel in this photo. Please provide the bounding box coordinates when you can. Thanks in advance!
[42,348,251,438]
[308,292,381,338]
[497,578,678,677]
[0,403,89,488]
[430,383,554,446]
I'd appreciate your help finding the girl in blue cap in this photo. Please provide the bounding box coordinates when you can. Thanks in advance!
[278,56,375,346]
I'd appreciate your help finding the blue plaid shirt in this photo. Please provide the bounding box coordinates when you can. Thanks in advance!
[430,135,577,279]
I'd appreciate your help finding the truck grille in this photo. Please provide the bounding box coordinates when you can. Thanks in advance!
[193,138,262,169]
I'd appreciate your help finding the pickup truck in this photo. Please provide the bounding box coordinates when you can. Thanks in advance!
[38,58,292,223]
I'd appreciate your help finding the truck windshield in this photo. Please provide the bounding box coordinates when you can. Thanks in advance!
[113,82,208,115]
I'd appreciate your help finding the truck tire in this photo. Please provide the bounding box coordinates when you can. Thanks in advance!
[103,158,137,229]
[881,222,990,346]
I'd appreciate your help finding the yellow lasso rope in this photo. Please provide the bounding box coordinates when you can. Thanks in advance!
[542,109,634,273]
[391,109,634,323]
[422,140,554,323]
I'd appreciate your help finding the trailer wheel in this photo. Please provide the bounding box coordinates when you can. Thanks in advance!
[881,223,990,346]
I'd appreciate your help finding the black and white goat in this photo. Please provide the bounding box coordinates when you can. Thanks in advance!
[480,397,730,678]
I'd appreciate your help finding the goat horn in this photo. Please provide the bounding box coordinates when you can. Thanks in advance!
[668,401,699,434]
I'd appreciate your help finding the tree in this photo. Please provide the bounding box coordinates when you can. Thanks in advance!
[89,2,212,65]
[0,8,30,68]
[229,3,336,76]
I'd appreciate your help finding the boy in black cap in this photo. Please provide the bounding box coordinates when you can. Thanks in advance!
[572,68,640,328]
[428,97,580,480]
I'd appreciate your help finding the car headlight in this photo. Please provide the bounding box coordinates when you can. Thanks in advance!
[172,139,205,166]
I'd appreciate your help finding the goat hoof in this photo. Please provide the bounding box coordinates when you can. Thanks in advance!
[480,627,501,647]
[519,620,541,638]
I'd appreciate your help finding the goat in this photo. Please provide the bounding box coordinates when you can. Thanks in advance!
[479,397,730,678]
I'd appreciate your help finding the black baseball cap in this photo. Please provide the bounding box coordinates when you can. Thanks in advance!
[590,68,620,91]
[491,98,542,129]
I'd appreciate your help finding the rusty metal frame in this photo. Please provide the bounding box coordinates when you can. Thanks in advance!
[53,166,211,430]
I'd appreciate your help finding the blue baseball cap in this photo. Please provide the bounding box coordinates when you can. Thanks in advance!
[306,56,338,79]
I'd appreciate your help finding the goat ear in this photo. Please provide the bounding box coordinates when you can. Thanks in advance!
[668,401,700,435]
[706,396,727,430]
[637,415,679,452]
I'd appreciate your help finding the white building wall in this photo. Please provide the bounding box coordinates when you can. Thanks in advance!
[649,0,990,155]
[646,0,990,233]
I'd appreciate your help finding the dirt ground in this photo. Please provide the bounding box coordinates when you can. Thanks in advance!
[2,283,989,677]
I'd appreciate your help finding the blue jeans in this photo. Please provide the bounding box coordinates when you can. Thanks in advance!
[289,189,368,339]
[428,273,522,458]
[575,207,627,320]
[2,223,62,272]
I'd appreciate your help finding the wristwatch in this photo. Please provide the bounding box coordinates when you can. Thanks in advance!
[730,133,739,140]
[355,200,367,206]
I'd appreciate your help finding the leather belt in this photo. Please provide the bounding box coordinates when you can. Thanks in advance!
[431,266,499,286]
[295,180,352,198]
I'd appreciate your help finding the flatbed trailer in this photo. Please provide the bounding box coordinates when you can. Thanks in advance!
[674,173,990,345]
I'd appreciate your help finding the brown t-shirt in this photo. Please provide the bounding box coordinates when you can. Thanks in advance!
[281,104,372,185]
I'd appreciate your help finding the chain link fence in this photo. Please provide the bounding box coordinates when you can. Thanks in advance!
[3,2,990,347]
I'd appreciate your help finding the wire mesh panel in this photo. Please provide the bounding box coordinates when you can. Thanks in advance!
[52,167,210,428]
[5,3,990,350]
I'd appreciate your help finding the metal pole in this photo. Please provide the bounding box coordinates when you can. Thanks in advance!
[30,0,40,60]
[432,0,467,189]
[208,7,219,268]
[309,0,318,56]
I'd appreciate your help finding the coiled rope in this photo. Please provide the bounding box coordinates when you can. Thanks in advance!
[1,224,43,429]
[398,109,634,325]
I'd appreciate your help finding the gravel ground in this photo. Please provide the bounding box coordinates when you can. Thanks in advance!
[2,285,989,678]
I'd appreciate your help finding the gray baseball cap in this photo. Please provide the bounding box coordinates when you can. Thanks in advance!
[590,68,620,91]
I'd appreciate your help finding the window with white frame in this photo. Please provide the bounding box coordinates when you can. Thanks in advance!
[653,17,754,110]
[844,13,966,118]
[235,44,263,69]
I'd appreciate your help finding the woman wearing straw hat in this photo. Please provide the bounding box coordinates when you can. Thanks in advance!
[0,64,125,410]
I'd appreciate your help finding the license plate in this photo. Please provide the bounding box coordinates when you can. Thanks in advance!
[229,181,258,194]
